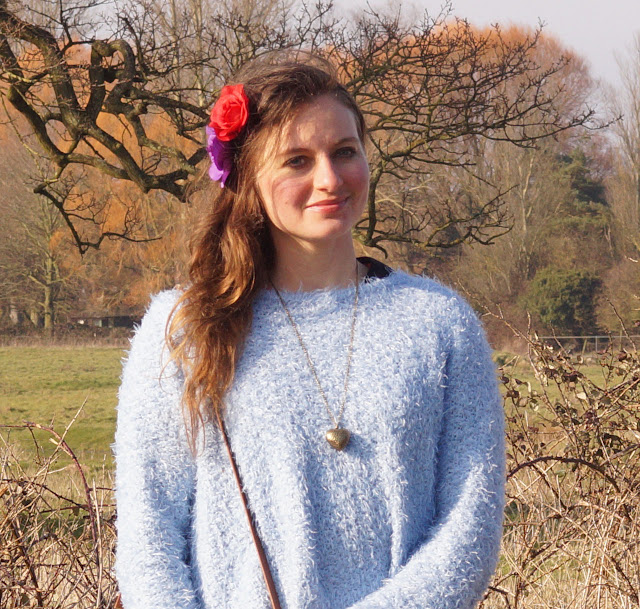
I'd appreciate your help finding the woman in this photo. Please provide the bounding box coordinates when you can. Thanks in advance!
[114,55,505,609]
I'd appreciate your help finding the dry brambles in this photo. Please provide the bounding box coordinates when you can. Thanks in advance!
[1,336,639,608]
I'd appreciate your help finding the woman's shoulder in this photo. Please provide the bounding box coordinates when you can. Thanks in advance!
[126,288,183,361]
[380,270,492,359]
[379,268,475,319]
[135,288,183,332]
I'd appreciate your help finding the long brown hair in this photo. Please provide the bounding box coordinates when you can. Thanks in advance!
[167,54,367,450]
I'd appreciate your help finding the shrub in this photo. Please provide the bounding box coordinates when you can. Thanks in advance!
[481,334,640,609]
[0,422,118,608]
[521,267,601,334]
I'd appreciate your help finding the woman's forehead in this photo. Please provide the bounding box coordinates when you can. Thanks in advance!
[271,95,360,150]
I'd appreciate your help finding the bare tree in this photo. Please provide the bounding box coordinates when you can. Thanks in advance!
[1,0,600,254]
[0,172,82,334]
[448,140,568,304]
[598,35,640,330]
[321,13,601,251]
[608,33,640,260]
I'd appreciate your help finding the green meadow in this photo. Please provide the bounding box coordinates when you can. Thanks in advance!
[1,345,607,475]
[0,346,125,474]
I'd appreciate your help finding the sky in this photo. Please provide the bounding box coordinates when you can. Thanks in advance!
[343,0,640,91]
[445,0,640,90]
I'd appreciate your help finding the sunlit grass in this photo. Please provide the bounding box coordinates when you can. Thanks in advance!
[0,346,624,475]
[0,346,124,473]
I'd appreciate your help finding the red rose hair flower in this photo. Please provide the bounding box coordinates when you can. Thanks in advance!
[209,84,250,142]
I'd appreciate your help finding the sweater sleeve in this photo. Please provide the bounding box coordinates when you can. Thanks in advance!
[348,297,505,609]
[114,292,202,609]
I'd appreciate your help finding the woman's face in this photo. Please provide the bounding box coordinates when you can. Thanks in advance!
[256,94,369,253]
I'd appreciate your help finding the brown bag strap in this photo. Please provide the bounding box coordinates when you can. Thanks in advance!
[216,410,282,609]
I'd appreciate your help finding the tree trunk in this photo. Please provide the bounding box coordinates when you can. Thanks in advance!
[43,255,55,337]
[29,308,41,327]
[9,301,21,325]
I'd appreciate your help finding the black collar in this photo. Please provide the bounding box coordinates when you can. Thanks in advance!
[357,256,393,282]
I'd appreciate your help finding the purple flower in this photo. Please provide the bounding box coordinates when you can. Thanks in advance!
[206,126,233,187]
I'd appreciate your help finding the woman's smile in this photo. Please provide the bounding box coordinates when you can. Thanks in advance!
[305,196,349,212]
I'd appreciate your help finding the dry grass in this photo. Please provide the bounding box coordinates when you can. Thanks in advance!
[1,336,638,608]
[0,412,118,608]
[481,333,640,609]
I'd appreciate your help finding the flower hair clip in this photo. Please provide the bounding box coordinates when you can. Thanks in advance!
[206,84,250,187]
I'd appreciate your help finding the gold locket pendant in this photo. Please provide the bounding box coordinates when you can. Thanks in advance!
[325,427,351,451]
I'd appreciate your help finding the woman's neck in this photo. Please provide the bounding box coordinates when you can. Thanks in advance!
[270,240,363,292]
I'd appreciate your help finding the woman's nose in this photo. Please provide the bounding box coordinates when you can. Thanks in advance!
[313,156,343,191]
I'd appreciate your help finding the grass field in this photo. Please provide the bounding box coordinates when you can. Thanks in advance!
[0,345,608,474]
[0,346,125,474]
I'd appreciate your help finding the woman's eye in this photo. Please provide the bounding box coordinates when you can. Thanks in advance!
[335,146,357,158]
[284,156,307,168]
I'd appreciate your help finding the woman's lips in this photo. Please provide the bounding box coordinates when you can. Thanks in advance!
[306,197,347,212]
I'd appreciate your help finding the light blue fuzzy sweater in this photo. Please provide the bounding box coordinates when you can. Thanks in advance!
[114,270,505,609]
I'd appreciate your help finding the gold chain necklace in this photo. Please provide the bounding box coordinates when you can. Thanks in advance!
[271,263,359,451]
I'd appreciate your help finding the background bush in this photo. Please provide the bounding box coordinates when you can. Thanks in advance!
[521,267,602,335]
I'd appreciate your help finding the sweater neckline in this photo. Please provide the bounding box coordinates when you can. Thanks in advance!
[257,260,394,305]
[260,257,393,298]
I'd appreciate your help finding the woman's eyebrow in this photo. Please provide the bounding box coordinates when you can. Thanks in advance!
[279,137,360,156]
